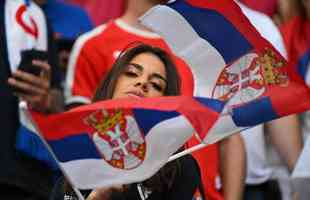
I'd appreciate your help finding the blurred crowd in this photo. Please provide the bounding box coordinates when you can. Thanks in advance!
[1,0,309,200]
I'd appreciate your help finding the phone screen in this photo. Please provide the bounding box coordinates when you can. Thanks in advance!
[18,49,48,76]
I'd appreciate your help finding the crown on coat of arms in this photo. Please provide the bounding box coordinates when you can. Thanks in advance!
[84,109,126,134]
[257,48,288,86]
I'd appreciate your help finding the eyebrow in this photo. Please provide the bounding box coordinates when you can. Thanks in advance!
[128,62,167,83]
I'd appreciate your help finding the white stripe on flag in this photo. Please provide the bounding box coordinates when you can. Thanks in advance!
[19,101,37,133]
[203,114,246,144]
[140,5,226,97]
[60,115,194,189]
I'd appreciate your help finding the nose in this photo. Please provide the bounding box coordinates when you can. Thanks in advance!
[134,78,149,92]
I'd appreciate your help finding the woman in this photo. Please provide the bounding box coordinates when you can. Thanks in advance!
[62,44,204,200]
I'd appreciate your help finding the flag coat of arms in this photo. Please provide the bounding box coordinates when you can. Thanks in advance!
[140,0,310,143]
[27,96,223,189]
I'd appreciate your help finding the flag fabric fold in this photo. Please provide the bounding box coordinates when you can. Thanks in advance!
[27,96,223,189]
[16,107,59,170]
[140,0,310,144]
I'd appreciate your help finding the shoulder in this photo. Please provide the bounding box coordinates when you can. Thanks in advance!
[69,23,113,62]
[164,155,202,200]
[74,23,108,50]
[180,154,200,171]
[176,154,201,183]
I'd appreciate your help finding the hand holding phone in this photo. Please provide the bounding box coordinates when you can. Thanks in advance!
[18,49,48,76]
[8,49,52,112]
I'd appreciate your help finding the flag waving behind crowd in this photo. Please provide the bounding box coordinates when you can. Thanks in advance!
[141,0,310,143]
[27,96,223,189]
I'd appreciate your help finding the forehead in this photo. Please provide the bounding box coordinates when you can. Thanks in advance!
[130,52,167,76]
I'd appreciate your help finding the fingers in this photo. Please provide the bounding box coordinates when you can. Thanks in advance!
[32,60,51,81]
[8,61,52,113]
[32,60,50,73]
[15,59,51,82]
[9,68,50,91]
[8,76,48,95]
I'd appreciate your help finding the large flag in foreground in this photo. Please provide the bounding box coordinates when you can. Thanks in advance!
[26,96,223,189]
[140,0,310,143]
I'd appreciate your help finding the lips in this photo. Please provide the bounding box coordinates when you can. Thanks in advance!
[126,91,145,99]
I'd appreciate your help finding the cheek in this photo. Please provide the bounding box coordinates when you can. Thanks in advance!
[114,76,129,90]
[148,89,165,98]
[112,77,132,96]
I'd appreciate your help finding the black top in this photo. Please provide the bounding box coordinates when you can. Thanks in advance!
[111,154,204,200]
[0,1,61,198]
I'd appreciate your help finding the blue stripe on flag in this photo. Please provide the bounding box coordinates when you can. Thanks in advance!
[133,109,179,134]
[232,97,279,126]
[16,125,59,170]
[48,134,101,162]
[168,0,253,63]
[195,97,225,113]
[298,50,310,80]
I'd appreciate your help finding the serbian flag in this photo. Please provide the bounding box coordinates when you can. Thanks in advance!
[140,0,310,143]
[25,96,223,189]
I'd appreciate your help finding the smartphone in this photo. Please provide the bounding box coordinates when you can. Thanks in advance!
[18,49,48,76]
[10,49,48,94]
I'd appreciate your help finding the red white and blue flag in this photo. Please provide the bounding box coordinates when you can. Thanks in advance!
[141,0,310,143]
[26,96,223,189]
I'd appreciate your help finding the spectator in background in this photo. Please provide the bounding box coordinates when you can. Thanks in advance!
[65,0,245,199]
[276,1,310,199]
[236,2,303,200]
[1,0,63,199]
[34,0,93,40]
[33,0,94,84]
[62,0,124,26]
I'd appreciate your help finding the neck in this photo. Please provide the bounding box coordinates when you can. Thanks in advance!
[120,0,158,31]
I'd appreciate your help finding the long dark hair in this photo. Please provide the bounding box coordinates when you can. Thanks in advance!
[92,43,180,101]
[93,44,182,196]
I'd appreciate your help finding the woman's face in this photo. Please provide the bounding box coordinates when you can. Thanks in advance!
[112,52,167,99]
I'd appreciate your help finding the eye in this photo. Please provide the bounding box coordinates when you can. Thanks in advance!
[151,82,164,92]
[123,71,138,77]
